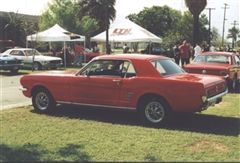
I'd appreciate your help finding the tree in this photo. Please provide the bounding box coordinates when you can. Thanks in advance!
[39,0,100,49]
[39,0,81,33]
[211,27,222,48]
[78,0,116,54]
[185,0,207,45]
[3,12,38,47]
[128,6,182,37]
[127,6,208,49]
[80,16,99,48]
[227,26,240,49]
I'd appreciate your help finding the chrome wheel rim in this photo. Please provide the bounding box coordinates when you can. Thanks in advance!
[145,101,165,123]
[35,92,49,110]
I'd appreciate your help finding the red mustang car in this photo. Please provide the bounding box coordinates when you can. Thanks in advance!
[20,54,228,125]
[183,52,240,92]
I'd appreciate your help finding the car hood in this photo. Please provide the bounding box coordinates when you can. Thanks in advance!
[184,63,230,70]
[166,73,225,87]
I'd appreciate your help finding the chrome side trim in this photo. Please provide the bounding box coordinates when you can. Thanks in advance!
[207,89,228,103]
[57,101,136,110]
[203,89,228,110]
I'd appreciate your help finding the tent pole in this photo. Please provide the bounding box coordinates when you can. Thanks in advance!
[64,42,66,69]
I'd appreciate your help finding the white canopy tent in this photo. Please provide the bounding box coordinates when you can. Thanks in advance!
[26,24,85,68]
[27,24,85,42]
[91,18,162,43]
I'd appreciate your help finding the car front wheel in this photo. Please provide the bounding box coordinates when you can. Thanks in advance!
[32,88,56,113]
[10,67,19,74]
[32,62,42,70]
[139,97,169,125]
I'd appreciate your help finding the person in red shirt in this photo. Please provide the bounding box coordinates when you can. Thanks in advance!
[179,40,191,66]
[73,43,84,66]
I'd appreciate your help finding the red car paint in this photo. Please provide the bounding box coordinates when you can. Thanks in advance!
[183,52,240,91]
[20,54,227,124]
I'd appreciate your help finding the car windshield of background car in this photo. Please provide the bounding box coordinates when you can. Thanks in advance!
[206,55,231,64]
[151,59,185,76]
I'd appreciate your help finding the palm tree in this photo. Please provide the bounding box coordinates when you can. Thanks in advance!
[78,0,116,54]
[227,26,240,49]
[185,0,207,45]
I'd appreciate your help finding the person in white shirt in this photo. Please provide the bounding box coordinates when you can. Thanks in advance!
[194,43,202,58]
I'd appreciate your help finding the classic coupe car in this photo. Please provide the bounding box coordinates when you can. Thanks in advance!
[0,53,23,73]
[183,52,240,92]
[20,54,228,125]
[2,48,63,70]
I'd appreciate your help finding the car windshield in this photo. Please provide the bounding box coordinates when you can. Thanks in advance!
[151,59,185,76]
[194,55,231,64]
[24,49,41,56]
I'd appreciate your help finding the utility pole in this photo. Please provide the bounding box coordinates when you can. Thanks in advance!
[221,3,229,47]
[230,20,239,49]
[206,8,215,48]
[231,20,239,28]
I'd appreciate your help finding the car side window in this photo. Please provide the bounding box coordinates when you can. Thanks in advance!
[121,61,136,78]
[80,60,123,77]
[10,50,24,56]
[80,60,136,78]
[10,50,19,56]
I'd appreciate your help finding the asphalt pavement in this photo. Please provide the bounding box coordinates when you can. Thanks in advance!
[0,72,31,110]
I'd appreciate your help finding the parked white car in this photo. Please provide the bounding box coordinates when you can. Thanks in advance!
[2,48,63,70]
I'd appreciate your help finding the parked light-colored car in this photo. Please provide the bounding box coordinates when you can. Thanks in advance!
[2,48,63,70]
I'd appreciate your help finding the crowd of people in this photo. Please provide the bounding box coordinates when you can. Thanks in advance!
[173,40,220,66]
[59,42,99,66]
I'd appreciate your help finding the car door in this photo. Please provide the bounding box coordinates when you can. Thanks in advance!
[69,60,123,107]
[9,50,32,67]
[9,50,25,61]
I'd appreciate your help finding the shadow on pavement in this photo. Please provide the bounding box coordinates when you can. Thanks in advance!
[0,71,29,76]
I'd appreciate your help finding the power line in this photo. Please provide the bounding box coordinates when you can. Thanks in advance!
[221,3,229,47]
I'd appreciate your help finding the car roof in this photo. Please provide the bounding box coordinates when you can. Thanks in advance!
[7,48,36,51]
[94,54,169,61]
[202,51,236,56]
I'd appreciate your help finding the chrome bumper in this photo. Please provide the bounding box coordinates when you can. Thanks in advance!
[19,86,28,92]
[202,89,228,110]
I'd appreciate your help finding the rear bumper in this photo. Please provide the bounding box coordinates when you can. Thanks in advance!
[202,89,228,110]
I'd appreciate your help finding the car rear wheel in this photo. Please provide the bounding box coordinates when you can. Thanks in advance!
[32,88,56,113]
[139,97,169,125]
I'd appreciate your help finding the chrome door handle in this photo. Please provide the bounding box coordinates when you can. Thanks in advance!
[112,79,121,86]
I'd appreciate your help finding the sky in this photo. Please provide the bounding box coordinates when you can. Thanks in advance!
[0,0,239,38]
